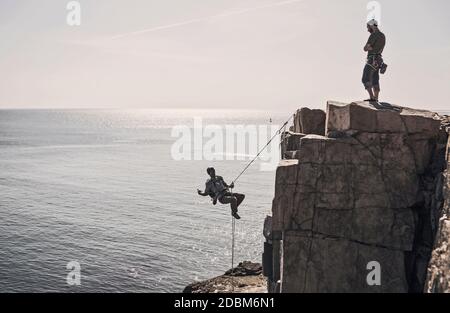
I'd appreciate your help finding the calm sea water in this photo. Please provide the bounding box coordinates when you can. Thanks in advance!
[0,109,286,292]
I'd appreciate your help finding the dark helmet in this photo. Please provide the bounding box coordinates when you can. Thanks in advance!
[207,167,215,175]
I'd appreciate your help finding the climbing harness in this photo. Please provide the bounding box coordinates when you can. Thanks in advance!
[367,54,384,71]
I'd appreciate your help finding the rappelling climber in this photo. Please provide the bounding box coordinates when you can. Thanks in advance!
[197,167,245,219]
[362,19,387,102]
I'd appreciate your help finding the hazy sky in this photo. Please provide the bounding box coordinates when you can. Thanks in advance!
[1,0,449,111]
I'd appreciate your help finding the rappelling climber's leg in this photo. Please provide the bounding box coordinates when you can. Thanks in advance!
[219,193,240,219]
[235,193,245,208]
[219,192,244,219]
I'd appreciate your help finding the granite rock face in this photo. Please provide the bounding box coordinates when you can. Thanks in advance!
[425,118,450,293]
[293,107,326,135]
[326,101,440,136]
[268,101,448,293]
[281,107,326,159]
[280,131,305,159]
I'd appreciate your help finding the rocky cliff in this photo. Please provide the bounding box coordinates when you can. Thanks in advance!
[425,117,450,292]
[264,101,449,293]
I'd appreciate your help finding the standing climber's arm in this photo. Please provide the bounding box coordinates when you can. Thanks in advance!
[364,34,376,51]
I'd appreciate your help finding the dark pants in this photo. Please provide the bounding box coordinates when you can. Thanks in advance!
[362,63,380,90]
[219,192,245,215]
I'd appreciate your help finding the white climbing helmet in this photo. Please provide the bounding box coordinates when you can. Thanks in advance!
[367,19,378,27]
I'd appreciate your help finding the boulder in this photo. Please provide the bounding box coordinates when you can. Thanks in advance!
[183,262,266,293]
[225,261,263,276]
[280,131,306,159]
[326,101,441,136]
[293,108,326,135]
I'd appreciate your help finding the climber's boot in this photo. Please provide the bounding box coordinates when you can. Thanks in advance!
[232,208,241,219]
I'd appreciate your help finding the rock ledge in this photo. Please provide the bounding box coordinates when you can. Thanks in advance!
[183,262,267,293]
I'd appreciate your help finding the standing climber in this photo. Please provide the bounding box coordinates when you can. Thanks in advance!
[362,19,387,102]
[197,167,245,219]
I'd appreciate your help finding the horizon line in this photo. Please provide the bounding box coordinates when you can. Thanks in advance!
[0,107,292,112]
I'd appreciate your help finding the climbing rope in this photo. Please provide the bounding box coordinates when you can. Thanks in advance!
[227,113,294,291]
[231,213,236,291]
[230,113,294,185]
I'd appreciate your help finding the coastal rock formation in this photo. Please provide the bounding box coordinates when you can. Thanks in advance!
[265,101,448,293]
[183,262,267,293]
[425,116,450,292]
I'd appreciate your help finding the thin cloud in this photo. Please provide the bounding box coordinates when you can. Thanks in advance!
[109,0,302,40]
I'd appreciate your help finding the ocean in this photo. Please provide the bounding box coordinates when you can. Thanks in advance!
[0,109,286,292]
